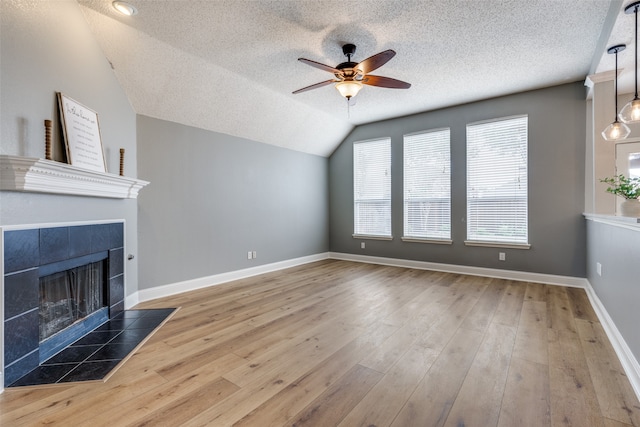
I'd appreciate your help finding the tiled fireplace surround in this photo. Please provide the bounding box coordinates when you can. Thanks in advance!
[3,222,125,386]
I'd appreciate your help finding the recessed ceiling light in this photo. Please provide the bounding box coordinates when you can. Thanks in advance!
[112,1,137,16]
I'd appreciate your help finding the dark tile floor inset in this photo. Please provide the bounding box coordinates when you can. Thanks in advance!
[9,308,176,388]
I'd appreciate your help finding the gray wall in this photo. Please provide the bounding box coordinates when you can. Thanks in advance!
[136,115,329,290]
[0,1,139,294]
[330,82,587,277]
[586,219,640,361]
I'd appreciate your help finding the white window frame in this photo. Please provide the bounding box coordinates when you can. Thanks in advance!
[402,128,452,244]
[465,115,530,249]
[353,138,392,240]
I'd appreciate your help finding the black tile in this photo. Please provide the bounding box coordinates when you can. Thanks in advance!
[10,363,78,387]
[69,225,92,258]
[39,227,69,265]
[59,360,120,382]
[108,328,154,344]
[87,342,139,362]
[109,223,123,249]
[90,224,111,253]
[109,274,124,308]
[4,309,39,365]
[4,268,38,319]
[4,229,39,273]
[94,317,137,331]
[71,330,121,346]
[43,345,101,365]
[109,248,124,278]
[112,310,148,320]
[110,300,125,317]
[145,308,177,317]
[128,316,165,330]
[4,350,39,386]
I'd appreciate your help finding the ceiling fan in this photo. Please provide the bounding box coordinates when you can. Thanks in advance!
[293,43,411,101]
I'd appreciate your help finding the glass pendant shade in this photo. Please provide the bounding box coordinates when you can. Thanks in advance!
[603,44,629,142]
[621,2,640,124]
[602,120,631,141]
[620,98,640,123]
[335,80,363,99]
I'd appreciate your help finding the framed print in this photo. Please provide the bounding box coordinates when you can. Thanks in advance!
[57,92,107,173]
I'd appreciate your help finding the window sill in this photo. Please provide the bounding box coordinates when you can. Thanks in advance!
[352,234,393,241]
[464,240,531,250]
[401,237,453,245]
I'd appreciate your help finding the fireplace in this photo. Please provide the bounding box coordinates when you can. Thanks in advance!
[3,222,125,386]
[39,259,106,341]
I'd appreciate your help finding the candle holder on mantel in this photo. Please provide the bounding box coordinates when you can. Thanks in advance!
[119,148,125,176]
[44,119,52,160]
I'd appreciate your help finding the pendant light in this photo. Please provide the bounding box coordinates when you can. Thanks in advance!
[603,44,631,141]
[620,1,640,123]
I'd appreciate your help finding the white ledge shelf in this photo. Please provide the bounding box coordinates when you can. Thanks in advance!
[0,155,149,199]
[584,213,640,232]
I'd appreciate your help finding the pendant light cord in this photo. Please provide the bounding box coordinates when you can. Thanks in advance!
[616,48,620,121]
[632,6,638,99]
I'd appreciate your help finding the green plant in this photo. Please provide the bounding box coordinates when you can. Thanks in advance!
[600,174,640,199]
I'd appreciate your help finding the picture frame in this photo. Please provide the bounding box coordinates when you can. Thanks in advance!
[57,92,107,173]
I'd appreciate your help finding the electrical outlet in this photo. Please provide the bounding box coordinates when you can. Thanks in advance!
[247,251,252,260]
[361,242,365,249]
[252,251,257,259]
[597,262,602,276]
[499,252,506,261]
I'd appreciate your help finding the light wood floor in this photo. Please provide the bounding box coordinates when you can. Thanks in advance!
[2,259,639,426]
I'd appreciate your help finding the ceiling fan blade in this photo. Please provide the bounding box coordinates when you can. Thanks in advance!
[292,79,336,94]
[298,58,340,74]
[362,75,411,89]
[355,49,396,74]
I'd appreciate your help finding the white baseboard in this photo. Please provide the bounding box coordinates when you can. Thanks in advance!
[583,281,640,400]
[128,253,329,306]
[329,252,589,288]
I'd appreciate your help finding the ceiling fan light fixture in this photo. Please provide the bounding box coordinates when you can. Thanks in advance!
[602,44,630,141]
[335,80,362,100]
[112,1,137,16]
[620,1,640,124]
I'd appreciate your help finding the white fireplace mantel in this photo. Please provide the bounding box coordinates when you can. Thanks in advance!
[0,155,149,199]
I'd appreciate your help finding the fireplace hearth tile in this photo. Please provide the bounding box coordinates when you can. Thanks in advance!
[69,225,92,258]
[108,328,155,344]
[42,345,102,365]
[128,315,167,330]
[71,329,122,346]
[59,360,121,383]
[10,363,78,387]
[8,308,176,388]
[94,317,138,331]
[87,342,140,361]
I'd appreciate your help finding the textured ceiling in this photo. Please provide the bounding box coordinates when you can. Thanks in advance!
[77,0,616,157]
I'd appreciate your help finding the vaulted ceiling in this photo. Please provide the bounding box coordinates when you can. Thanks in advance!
[77,0,621,157]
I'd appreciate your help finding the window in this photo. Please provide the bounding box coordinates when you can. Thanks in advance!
[466,116,528,245]
[353,138,391,238]
[403,128,451,241]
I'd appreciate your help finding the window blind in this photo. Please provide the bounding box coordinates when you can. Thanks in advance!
[466,116,528,244]
[354,138,391,237]
[403,129,451,240]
